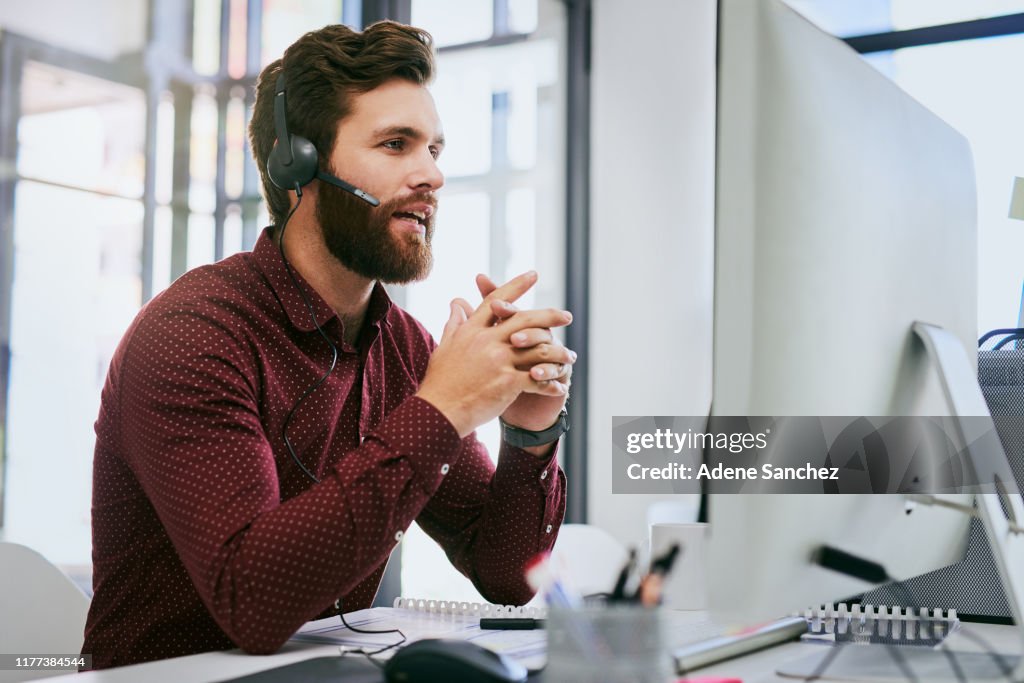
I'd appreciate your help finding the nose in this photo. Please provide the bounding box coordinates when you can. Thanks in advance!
[409,148,444,192]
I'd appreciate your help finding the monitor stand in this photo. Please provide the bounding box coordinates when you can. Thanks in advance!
[777,322,1024,682]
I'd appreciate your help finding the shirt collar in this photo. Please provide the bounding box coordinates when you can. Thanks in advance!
[252,227,394,333]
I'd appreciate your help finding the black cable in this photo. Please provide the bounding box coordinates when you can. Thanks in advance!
[979,328,1024,347]
[993,333,1024,350]
[335,597,407,665]
[277,185,339,485]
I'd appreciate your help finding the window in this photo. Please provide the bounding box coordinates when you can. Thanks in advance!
[3,61,145,567]
[0,1,570,604]
[0,0,349,575]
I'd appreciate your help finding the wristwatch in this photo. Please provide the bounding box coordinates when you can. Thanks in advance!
[499,409,570,448]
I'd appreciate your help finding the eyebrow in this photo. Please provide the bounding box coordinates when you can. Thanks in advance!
[373,125,445,147]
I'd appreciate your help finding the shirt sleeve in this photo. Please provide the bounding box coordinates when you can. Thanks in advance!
[115,306,463,655]
[414,434,567,605]
[411,332,568,605]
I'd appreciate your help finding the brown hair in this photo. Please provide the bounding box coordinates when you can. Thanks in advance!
[248,21,435,227]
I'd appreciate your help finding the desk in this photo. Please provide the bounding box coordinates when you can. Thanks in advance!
[45,620,1019,682]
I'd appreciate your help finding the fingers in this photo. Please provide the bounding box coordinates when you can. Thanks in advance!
[515,372,570,396]
[488,298,517,321]
[484,297,572,335]
[514,342,576,369]
[498,307,572,334]
[440,299,468,344]
[527,362,573,382]
[470,271,537,324]
[509,327,553,348]
[476,273,498,298]
[453,297,474,319]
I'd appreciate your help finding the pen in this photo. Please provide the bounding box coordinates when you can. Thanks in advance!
[637,542,682,607]
[479,618,546,630]
[610,548,637,603]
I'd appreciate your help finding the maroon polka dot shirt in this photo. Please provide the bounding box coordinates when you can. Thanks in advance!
[83,228,566,669]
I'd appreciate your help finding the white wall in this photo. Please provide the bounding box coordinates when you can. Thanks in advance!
[588,0,717,545]
[0,0,146,59]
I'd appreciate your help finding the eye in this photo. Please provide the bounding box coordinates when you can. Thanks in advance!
[382,139,405,151]
[429,146,441,160]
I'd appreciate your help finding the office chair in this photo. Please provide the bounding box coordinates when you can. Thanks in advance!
[0,542,91,682]
[527,523,629,604]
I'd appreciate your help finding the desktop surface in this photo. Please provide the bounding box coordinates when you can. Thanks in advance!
[45,619,1020,683]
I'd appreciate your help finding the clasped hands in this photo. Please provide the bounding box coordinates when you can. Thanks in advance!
[416,271,575,443]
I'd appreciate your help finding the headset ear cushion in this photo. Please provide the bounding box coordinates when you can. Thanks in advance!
[268,135,319,189]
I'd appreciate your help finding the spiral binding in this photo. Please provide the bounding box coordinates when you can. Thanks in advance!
[799,603,960,646]
[393,596,548,619]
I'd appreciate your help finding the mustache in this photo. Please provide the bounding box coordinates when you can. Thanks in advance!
[376,191,438,215]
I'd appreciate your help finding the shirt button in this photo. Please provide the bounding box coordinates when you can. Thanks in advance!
[540,470,548,480]
[545,524,553,534]
[394,530,404,542]
[441,463,450,475]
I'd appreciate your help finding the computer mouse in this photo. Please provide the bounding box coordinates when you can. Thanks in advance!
[383,638,528,683]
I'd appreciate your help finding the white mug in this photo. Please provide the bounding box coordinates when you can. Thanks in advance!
[649,522,708,610]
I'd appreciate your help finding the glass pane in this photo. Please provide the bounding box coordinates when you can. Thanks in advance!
[193,0,222,75]
[504,188,537,293]
[433,39,558,178]
[891,0,1024,31]
[507,84,538,170]
[258,202,271,233]
[431,66,492,177]
[6,182,142,565]
[190,88,218,214]
[18,62,145,197]
[403,192,490,340]
[508,0,539,34]
[261,0,343,66]
[224,204,245,257]
[226,92,247,198]
[784,0,1024,37]
[412,0,493,47]
[783,0,895,36]
[154,206,173,295]
[875,35,1024,334]
[188,213,217,269]
[156,94,175,205]
[228,0,249,78]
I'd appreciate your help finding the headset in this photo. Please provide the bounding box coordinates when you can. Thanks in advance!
[268,72,380,206]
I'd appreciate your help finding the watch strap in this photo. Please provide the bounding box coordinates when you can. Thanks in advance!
[499,409,570,449]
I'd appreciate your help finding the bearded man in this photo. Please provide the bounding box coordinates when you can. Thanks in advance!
[83,20,572,669]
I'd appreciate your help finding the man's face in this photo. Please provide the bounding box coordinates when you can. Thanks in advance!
[316,79,445,284]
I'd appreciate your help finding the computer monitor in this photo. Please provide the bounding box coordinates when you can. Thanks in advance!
[707,0,978,620]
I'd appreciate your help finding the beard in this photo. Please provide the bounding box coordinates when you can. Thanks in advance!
[315,179,436,284]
